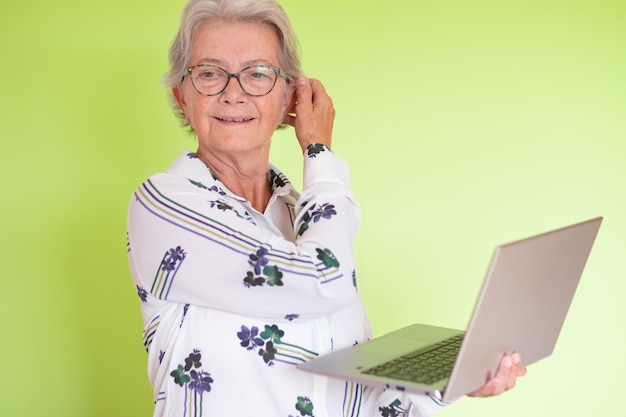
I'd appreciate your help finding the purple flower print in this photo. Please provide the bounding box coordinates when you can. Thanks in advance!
[189,370,214,395]
[136,285,148,302]
[311,203,337,222]
[208,185,226,195]
[237,325,264,350]
[169,350,214,414]
[248,247,269,275]
[161,246,186,272]
[161,259,177,272]
[168,246,186,261]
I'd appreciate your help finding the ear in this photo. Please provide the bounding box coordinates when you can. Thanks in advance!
[280,82,297,125]
[172,87,190,124]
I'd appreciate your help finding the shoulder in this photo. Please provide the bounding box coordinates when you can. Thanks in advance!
[135,150,224,197]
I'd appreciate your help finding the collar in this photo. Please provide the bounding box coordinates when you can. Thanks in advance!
[167,150,298,202]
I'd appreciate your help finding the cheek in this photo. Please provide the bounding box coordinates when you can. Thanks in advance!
[257,98,284,129]
[186,97,210,127]
[178,85,211,126]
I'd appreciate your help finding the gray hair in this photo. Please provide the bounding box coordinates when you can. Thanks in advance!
[163,0,302,131]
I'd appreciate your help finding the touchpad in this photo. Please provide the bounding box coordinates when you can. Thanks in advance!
[360,335,432,356]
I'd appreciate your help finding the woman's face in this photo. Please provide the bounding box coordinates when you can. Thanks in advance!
[173,20,293,159]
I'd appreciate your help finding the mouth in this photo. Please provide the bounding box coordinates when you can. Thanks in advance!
[215,116,255,123]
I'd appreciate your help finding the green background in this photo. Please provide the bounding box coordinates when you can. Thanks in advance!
[1,0,624,416]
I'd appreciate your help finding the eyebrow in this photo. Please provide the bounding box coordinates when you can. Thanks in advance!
[194,58,275,68]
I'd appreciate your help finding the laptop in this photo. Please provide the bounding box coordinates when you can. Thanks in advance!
[297,217,602,402]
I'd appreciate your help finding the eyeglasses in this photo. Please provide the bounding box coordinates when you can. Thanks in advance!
[182,64,290,97]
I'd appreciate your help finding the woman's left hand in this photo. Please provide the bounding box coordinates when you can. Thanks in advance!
[283,77,335,153]
[467,352,527,397]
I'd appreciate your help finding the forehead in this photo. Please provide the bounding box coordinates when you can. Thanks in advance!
[190,20,281,67]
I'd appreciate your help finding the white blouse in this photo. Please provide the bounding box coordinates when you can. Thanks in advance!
[127,146,446,417]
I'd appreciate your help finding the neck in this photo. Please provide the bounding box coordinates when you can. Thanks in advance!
[197,148,272,213]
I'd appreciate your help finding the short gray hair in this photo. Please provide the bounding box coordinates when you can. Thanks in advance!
[163,0,302,131]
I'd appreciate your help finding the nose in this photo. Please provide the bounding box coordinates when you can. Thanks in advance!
[219,74,246,103]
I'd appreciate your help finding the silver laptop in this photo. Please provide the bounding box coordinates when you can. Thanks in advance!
[297,217,602,402]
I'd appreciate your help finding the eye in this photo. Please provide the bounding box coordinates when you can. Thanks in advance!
[198,69,218,79]
[193,65,226,81]
[250,71,270,79]
[244,67,273,81]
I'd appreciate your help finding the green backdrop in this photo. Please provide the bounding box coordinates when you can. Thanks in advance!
[1,0,624,416]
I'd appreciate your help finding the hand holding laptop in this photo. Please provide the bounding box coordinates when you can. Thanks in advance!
[298,217,601,402]
[468,352,527,398]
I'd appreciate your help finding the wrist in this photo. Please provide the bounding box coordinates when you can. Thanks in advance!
[305,143,331,157]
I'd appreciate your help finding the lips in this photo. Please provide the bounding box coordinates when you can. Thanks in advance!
[215,116,255,122]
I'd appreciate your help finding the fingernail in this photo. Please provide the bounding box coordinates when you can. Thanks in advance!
[297,76,306,85]
[513,353,521,364]
[504,357,512,368]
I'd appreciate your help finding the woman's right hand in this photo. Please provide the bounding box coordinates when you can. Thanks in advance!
[284,77,335,153]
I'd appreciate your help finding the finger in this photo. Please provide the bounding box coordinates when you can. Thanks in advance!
[308,78,327,102]
[468,354,512,397]
[511,352,528,377]
[305,78,335,145]
[308,78,334,113]
[293,76,312,120]
[467,376,503,397]
[508,352,527,388]
[499,352,527,392]
[505,352,522,390]
[491,356,511,395]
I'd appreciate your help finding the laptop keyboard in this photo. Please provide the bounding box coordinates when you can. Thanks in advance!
[362,333,465,385]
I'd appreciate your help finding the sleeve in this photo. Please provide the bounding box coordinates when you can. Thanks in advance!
[127,145,360,319]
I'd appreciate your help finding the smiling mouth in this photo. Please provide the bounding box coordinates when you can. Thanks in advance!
[216,117,254,122]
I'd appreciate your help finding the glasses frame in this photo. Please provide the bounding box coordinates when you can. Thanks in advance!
[182,64,290,97]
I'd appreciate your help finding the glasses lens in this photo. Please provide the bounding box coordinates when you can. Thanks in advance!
[239,66,278,96]
[189,65,280,96]
[190,65,228,96]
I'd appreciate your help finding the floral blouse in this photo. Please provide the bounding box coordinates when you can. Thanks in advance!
[127,145,447,417]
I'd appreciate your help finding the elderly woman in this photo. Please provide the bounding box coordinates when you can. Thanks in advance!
[127,0,524,416]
